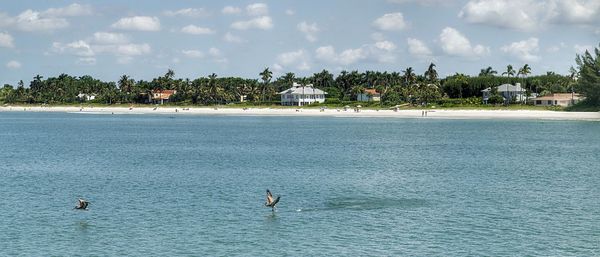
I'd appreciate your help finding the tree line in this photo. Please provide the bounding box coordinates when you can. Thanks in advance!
[1,45,598,107]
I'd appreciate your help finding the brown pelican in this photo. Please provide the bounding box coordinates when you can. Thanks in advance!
[265,189,280,211]
[75,198,90,210]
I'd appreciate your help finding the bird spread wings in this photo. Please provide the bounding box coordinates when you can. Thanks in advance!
[77,199,88,209]
[266,190,274,205]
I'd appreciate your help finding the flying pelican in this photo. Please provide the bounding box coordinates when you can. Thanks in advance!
[74,198,90,210]
[265,189,281,211]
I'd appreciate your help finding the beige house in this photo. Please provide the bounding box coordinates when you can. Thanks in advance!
[532,93,582,107]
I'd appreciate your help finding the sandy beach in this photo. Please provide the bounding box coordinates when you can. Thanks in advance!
[1,106,599,121]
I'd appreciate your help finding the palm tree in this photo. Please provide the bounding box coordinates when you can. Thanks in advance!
[118,75,134,94]
[208,73,219,105]
[479,66,497,77]
[403,67,416,86]
[502,65,515,78]
[518,64,532,103]
[351,85,365,100]
[501,65,516,105]
[424,63,438,83]
[259,68,272,102]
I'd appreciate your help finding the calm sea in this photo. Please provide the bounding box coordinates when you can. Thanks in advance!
[0,112,599,256]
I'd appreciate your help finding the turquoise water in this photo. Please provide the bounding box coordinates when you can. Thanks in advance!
[0,112,599,256]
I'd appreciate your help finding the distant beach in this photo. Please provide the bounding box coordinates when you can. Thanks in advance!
[1,106,599,121]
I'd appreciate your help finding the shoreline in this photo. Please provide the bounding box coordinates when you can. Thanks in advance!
[1,106,599,121]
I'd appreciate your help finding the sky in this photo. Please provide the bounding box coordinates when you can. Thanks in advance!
[0,0,599,85]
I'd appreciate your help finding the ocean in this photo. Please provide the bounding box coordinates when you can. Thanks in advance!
[0,112,599,256]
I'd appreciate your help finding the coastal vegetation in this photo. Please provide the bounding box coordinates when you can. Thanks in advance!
[1,44,598,110]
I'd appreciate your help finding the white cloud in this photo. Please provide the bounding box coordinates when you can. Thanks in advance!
[0,32,14,48]
[285,9,295,16]
[315,46,337,60]
[43,3,92,17]
[231,16,273,30]
[13,10,69,31]
[222,6,242,15]
[0,4,94,32]
[373,12,407,31]
[6,60,21,69]
[53,36,152,66]
[439,27,489,59]
[113,43,151,56]
[275,49,311,71]
[111,16,160,31]
[181,25,215,35]
[338,48,368,65]
[223,32,244,43]
[207,47,228,63]
[164,8,209,18]
[297,21,319,42]
[546,0,600,24]
[459,0,542,30]
[181,49,205,58]
[315,41,398,66]
[315,45,367,65]
[52,40,94,57]
[92,32,129,44]
[407,38,433,58]
[375,40,396,51]
[501,37,540,62]
[246,3,269,16]
[459,0,600,30]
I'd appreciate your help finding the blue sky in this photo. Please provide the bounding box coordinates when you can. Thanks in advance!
[0,0,598,85]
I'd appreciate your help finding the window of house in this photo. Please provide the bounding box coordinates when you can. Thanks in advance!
[536,100,541,105]
[548,100,552,105]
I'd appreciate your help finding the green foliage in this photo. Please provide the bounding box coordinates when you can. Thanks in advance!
[575,43,600,106]
[0,57,590,108]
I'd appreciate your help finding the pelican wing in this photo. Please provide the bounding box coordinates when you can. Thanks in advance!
[266,190,274,204]
[267,196,281,207]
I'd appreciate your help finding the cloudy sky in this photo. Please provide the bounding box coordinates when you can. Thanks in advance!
[0,0,598,85]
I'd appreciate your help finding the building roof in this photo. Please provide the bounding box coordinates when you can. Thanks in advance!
[278,82,328,95]
[481,83,524,92]
[152,89,177,99]
[363,88,380,95]
[532,93,582,101]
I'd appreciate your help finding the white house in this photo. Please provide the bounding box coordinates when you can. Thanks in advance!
[481,83,529,104]
[357,88,381,102]
[532,93,583,107]
[77,93,96,101]
[279,82,327,106]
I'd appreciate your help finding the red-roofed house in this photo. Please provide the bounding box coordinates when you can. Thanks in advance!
[357,88,381,102]
[152,89,177,104]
